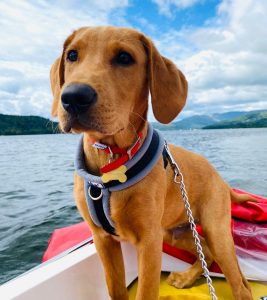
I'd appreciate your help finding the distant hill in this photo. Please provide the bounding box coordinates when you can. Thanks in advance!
[0,114,59,135]
[204,111,267,129]
[152,110,267,130]
[152,115,216,130]
[212,111,251,121]
[1,109,266,135]
[169,115,217,129]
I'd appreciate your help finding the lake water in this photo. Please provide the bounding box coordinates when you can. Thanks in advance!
[0,128,266,284]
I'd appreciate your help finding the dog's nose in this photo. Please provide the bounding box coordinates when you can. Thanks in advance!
[61,83,97,115]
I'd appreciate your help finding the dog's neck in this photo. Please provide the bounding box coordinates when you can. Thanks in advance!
[83,120,148,176]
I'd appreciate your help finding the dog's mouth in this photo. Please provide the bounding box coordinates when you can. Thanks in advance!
[62,115,123,136]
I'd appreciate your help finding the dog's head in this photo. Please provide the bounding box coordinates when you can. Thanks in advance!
[50,26,187,137]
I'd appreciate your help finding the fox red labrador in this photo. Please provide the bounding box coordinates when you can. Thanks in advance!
[50,26,253,300]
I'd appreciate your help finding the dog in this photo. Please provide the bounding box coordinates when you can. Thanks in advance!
[50,26,254,300]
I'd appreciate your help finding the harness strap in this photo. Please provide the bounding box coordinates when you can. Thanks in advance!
[91,186,116,235]
[75,124,168,235]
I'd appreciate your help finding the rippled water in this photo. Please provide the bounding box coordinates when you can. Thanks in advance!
[0,129,266,284]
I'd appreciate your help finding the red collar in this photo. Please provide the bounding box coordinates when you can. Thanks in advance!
[90,133,143,173]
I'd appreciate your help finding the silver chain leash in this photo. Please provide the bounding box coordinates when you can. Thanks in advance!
[164,142,218,300]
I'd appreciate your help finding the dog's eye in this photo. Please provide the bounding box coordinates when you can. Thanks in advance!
[114,51,135,66]
[67,50,78,62]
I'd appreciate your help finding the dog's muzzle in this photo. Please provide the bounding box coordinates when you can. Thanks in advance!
[61,83,97,115]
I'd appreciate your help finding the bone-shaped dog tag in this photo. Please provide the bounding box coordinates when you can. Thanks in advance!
[101,165,127,183]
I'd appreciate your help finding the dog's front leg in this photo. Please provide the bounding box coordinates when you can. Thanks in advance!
[74,174,128,299]
[135,230,163,300]
[93,232,129,300]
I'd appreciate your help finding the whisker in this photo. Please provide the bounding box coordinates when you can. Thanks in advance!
[47,119,61,134]
[128,120,138,138]
[114,106,148,140]
[116,105,147,124]
[129,111,147,123]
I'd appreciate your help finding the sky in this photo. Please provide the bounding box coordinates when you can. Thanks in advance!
[0,0,267,120]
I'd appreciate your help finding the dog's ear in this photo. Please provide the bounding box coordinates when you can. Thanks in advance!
[50,57,63,117]
[50,31,76,117]
[141,36,188,124]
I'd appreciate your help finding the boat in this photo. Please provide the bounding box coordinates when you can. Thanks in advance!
[1,188,267,299]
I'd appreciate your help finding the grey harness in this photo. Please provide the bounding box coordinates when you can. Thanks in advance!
[75,124,167,235]
[75,124,219,299]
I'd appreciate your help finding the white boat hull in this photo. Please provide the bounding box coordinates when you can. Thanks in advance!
[0,242,266,300]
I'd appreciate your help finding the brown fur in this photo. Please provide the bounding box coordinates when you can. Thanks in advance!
[50,26,254,300]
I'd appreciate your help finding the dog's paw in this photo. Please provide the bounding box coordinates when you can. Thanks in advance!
[166,271,198,289]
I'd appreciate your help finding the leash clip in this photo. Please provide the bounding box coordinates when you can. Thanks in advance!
[164,141,182,184]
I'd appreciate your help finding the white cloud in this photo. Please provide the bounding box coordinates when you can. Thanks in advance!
[0,0,266,120]
[0,0,129,117]
[152,0,203,17]
[0,60,51,116]
[186,0,267,115]
[152,0,267,118]
[185,50,267,89]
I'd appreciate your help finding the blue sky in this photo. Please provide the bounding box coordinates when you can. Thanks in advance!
[0,0,266,120]
[127,0,219,34]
